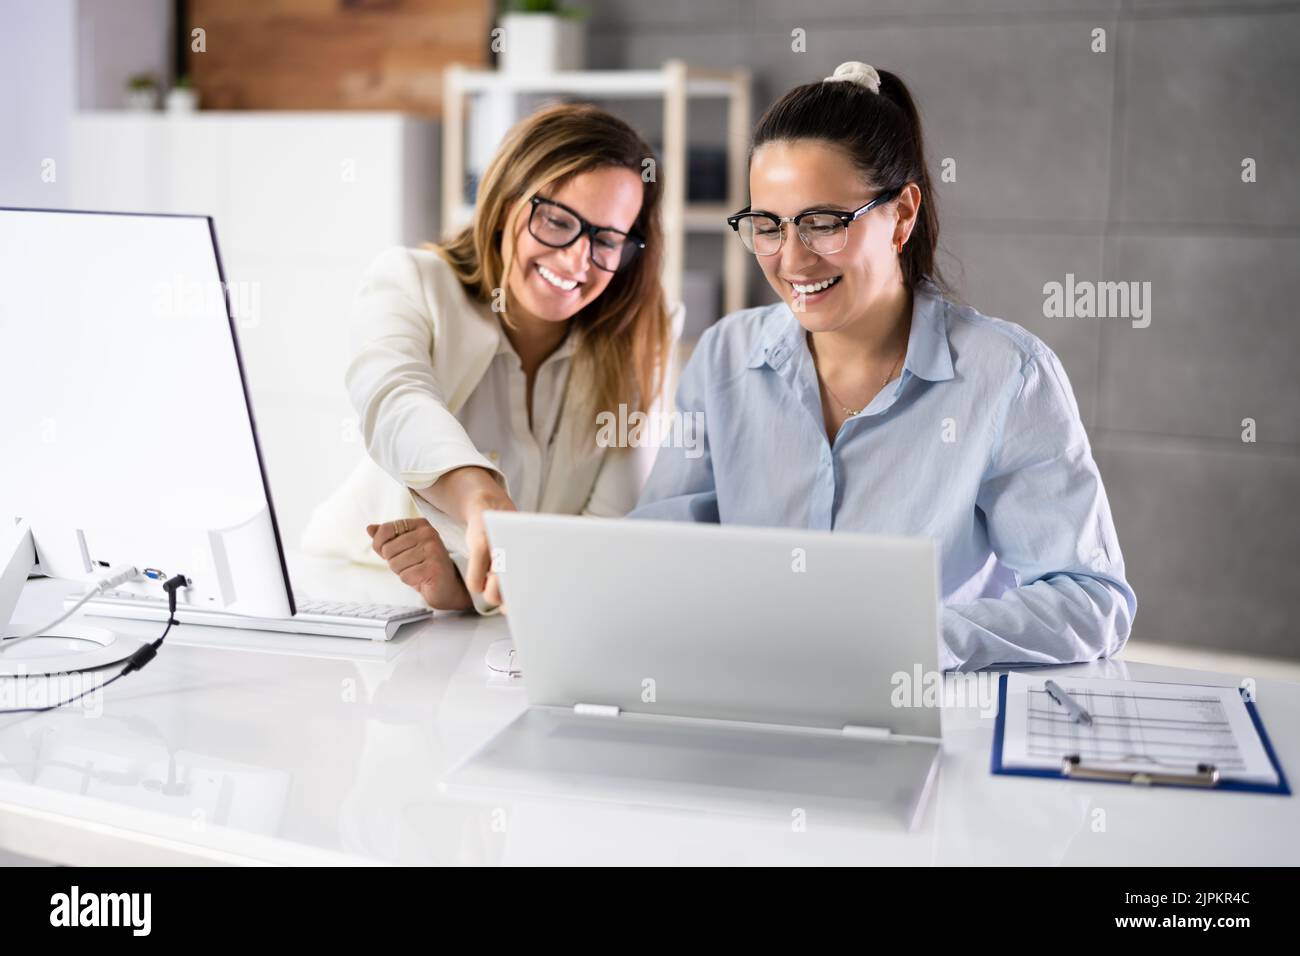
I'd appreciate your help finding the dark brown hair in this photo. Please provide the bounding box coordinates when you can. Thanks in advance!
[751,69,947,292]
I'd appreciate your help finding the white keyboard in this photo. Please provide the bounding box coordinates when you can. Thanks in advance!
[65,589,432,641]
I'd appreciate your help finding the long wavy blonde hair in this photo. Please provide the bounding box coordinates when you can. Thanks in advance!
[431,102,672,433]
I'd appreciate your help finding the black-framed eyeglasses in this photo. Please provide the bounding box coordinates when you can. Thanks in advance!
[726,186,903,256]
[528,196,645,273]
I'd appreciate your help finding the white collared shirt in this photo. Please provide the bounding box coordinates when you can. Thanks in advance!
[457,319,578,512]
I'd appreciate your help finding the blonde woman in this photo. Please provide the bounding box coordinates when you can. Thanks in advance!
[302,104,676,612]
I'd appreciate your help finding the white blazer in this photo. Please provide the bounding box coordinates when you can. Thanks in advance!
[301,246,674,592]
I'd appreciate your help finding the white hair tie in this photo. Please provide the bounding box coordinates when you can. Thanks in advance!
[823,61,881,94]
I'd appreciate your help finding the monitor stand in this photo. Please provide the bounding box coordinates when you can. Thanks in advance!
[0,518,143,677]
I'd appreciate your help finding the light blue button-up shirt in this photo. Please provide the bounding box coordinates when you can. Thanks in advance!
[631,279,1136,671]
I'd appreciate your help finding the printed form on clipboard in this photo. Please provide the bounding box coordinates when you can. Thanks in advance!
[993,671,1289,793]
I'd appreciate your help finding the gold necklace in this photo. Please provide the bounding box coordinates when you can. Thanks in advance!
[813,339,905,417]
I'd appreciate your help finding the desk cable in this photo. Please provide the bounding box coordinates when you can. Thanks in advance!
[0,572,188,715]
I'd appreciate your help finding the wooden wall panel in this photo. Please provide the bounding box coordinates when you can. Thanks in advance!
[186,0,491,115]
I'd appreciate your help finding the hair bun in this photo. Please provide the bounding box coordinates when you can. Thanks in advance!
[823,61,881,94]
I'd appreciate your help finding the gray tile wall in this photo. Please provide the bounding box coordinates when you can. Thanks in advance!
[579,0,1300,659]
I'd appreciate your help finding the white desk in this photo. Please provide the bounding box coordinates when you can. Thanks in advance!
[1,558,1296,866]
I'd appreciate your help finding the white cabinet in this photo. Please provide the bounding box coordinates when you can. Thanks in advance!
[67,112,439,550]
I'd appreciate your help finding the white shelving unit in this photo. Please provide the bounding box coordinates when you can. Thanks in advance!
[442,60,752,315]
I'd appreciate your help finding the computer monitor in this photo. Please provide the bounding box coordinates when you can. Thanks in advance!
[0,208,294,674]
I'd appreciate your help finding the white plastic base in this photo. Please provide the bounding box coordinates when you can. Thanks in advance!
[0,623,143,677]
[1,518,145,676]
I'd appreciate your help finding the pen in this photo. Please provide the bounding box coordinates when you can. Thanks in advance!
[1043,679,1093,726]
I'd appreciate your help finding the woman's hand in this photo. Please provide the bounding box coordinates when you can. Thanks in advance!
[367,518,472,611]
[461,488,515,608]
[414,466,517,608]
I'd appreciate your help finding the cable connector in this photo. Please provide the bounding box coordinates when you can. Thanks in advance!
[96,566,139,592]
[123,573,188,677]
[162,574,189,617]
[121,641,158,675]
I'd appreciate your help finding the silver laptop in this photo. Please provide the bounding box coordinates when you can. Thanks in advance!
[443,513,946,830]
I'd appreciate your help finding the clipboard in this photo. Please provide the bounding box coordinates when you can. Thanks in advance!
[991,673,1291,795]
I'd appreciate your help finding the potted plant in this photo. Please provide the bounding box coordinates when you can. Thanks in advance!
[497,1,586,74]
[124,73,159,111]
[166,75,199,113]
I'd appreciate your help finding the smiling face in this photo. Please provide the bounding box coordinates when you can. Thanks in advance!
[748,139,918,333]
[505,165,644,325]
